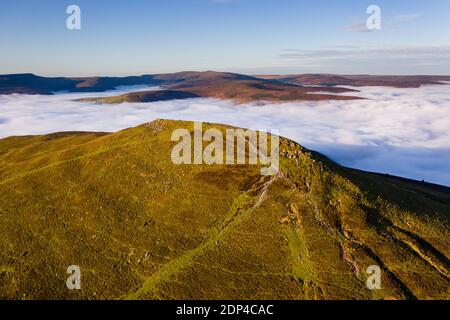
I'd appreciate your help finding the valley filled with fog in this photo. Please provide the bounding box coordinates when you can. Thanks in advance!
[1,84,449,186]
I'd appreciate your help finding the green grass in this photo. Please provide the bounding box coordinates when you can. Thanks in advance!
[0,119,448,300]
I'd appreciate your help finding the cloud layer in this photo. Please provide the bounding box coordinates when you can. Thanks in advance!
[1,84,450,186]
[278,45,450,74]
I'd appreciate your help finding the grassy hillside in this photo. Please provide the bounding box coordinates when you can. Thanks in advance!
[0,120,448,300]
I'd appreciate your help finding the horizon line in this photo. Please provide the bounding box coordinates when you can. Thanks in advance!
[2,70,450,78]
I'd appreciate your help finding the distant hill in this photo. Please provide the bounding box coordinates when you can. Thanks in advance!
[257,74,450,88]
[2,71,449,103]
[0,120,448,300]
[0,73,163,95]
[0,71,359,103]
[78,90,200,104]
[159,71,358,103]
[76,71,360,104]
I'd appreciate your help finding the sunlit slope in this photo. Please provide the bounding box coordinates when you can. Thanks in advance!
[0,120,448,300]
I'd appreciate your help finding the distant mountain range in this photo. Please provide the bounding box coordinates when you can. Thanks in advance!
[0,73,163,95]
[257,74,450,88]
[2,71,449,104]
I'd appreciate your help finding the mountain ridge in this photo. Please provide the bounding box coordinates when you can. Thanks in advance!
[3,71,450,103]
[256,74,450,88]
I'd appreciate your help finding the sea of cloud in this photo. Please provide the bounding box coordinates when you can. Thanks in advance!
[1,84,450,186]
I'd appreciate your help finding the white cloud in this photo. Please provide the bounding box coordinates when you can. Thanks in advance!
[394,14,421,22]
[1,84,450,186]
[343,21,374,33]
[343,13,420,33]
[278,45,450,74]
[279,46,450,61]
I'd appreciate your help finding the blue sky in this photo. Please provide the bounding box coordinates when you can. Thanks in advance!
[1,0,449,76]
